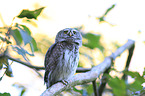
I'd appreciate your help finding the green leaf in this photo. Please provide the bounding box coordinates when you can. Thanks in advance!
[0,77,3,81]
[20,88,26,96]
[17,25,32,45]
[5,65,13,77]
[0,36,4,41]
[15,24,38,52]
[86,84,94,95]
[104,4,116,16]
[108,77,126,96]
[11,29,23,45]
[0,92,11,96]
[97,4,116,22]
[30,37,38,52]
[128,80,143,92]
[82,33,104,51]
[13,83,26,96]
[19,24,31,35]
[17,7,45,19]
[98,17,104,22]
[124,71,140,78]
[124,71,145,83]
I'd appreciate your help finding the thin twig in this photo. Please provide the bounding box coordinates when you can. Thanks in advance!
[98,67,110,96]
[92,80,99,96]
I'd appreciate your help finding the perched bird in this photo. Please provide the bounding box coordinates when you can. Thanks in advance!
[44,28,82,88]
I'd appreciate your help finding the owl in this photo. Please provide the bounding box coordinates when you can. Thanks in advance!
[44,28,82,88]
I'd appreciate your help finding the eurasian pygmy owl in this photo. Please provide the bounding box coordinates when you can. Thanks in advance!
[44,28,82,88]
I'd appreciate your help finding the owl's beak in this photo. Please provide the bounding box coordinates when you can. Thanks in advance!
[69,32,72,36]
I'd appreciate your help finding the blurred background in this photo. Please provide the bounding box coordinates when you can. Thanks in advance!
[0,0,145,96]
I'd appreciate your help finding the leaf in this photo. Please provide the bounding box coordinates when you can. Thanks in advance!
[124,71,145,83]
[86,84,94,95]
[97,4,116,22]
[11,29,23,45]
[19,24,31,35]
[18,26,32,45]
[128,80,143,92]
[82,33,104,51]
[11,45,34,62]
[108,77,126,96]
[20,88,26,96]
[17,7,45,19]
[0,77,3,81]
[5,65,13,77]
[13,83,26,96]
[15,24,38,52]
[0,36,4,41]
[0,92,11,96]
[104,4,116,16]
[30,37,38,52]
[124,71,140,78]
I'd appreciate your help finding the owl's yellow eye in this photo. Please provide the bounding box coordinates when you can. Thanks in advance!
[73,31,76,34]
[64,30,68,34]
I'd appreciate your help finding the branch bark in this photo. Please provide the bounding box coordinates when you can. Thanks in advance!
[40,39,135,96]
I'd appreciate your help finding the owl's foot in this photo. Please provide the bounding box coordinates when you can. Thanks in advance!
[60,80,68,86]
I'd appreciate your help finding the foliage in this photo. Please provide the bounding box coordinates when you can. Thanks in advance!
[0,3,143,96]
[0,92,11,96]
[96,4,116,24]
[82,33,104,51]
[106,68,145,96]
[0,7,44,95]
[12,83,26,96]
[17,7,45,19]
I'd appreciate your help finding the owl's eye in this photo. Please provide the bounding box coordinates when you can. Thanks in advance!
[64,30,68,34]
[73,31,76,34]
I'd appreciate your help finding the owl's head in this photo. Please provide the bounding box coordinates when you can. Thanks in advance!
[55,28,82,47]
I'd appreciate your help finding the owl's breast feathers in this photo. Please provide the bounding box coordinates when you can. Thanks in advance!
[44,41,79,87]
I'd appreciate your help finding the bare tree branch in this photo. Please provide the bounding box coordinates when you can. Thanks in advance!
[4,54,91,72]
[5,55,45,70]
[40,39,135,96]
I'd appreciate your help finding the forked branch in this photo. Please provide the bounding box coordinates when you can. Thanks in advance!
[40,39,135,96]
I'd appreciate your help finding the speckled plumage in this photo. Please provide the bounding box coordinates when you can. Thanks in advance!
[44,28,82,88]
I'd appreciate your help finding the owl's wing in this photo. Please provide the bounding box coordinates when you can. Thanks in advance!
[44,43,57,83]
[44,42,63,86]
